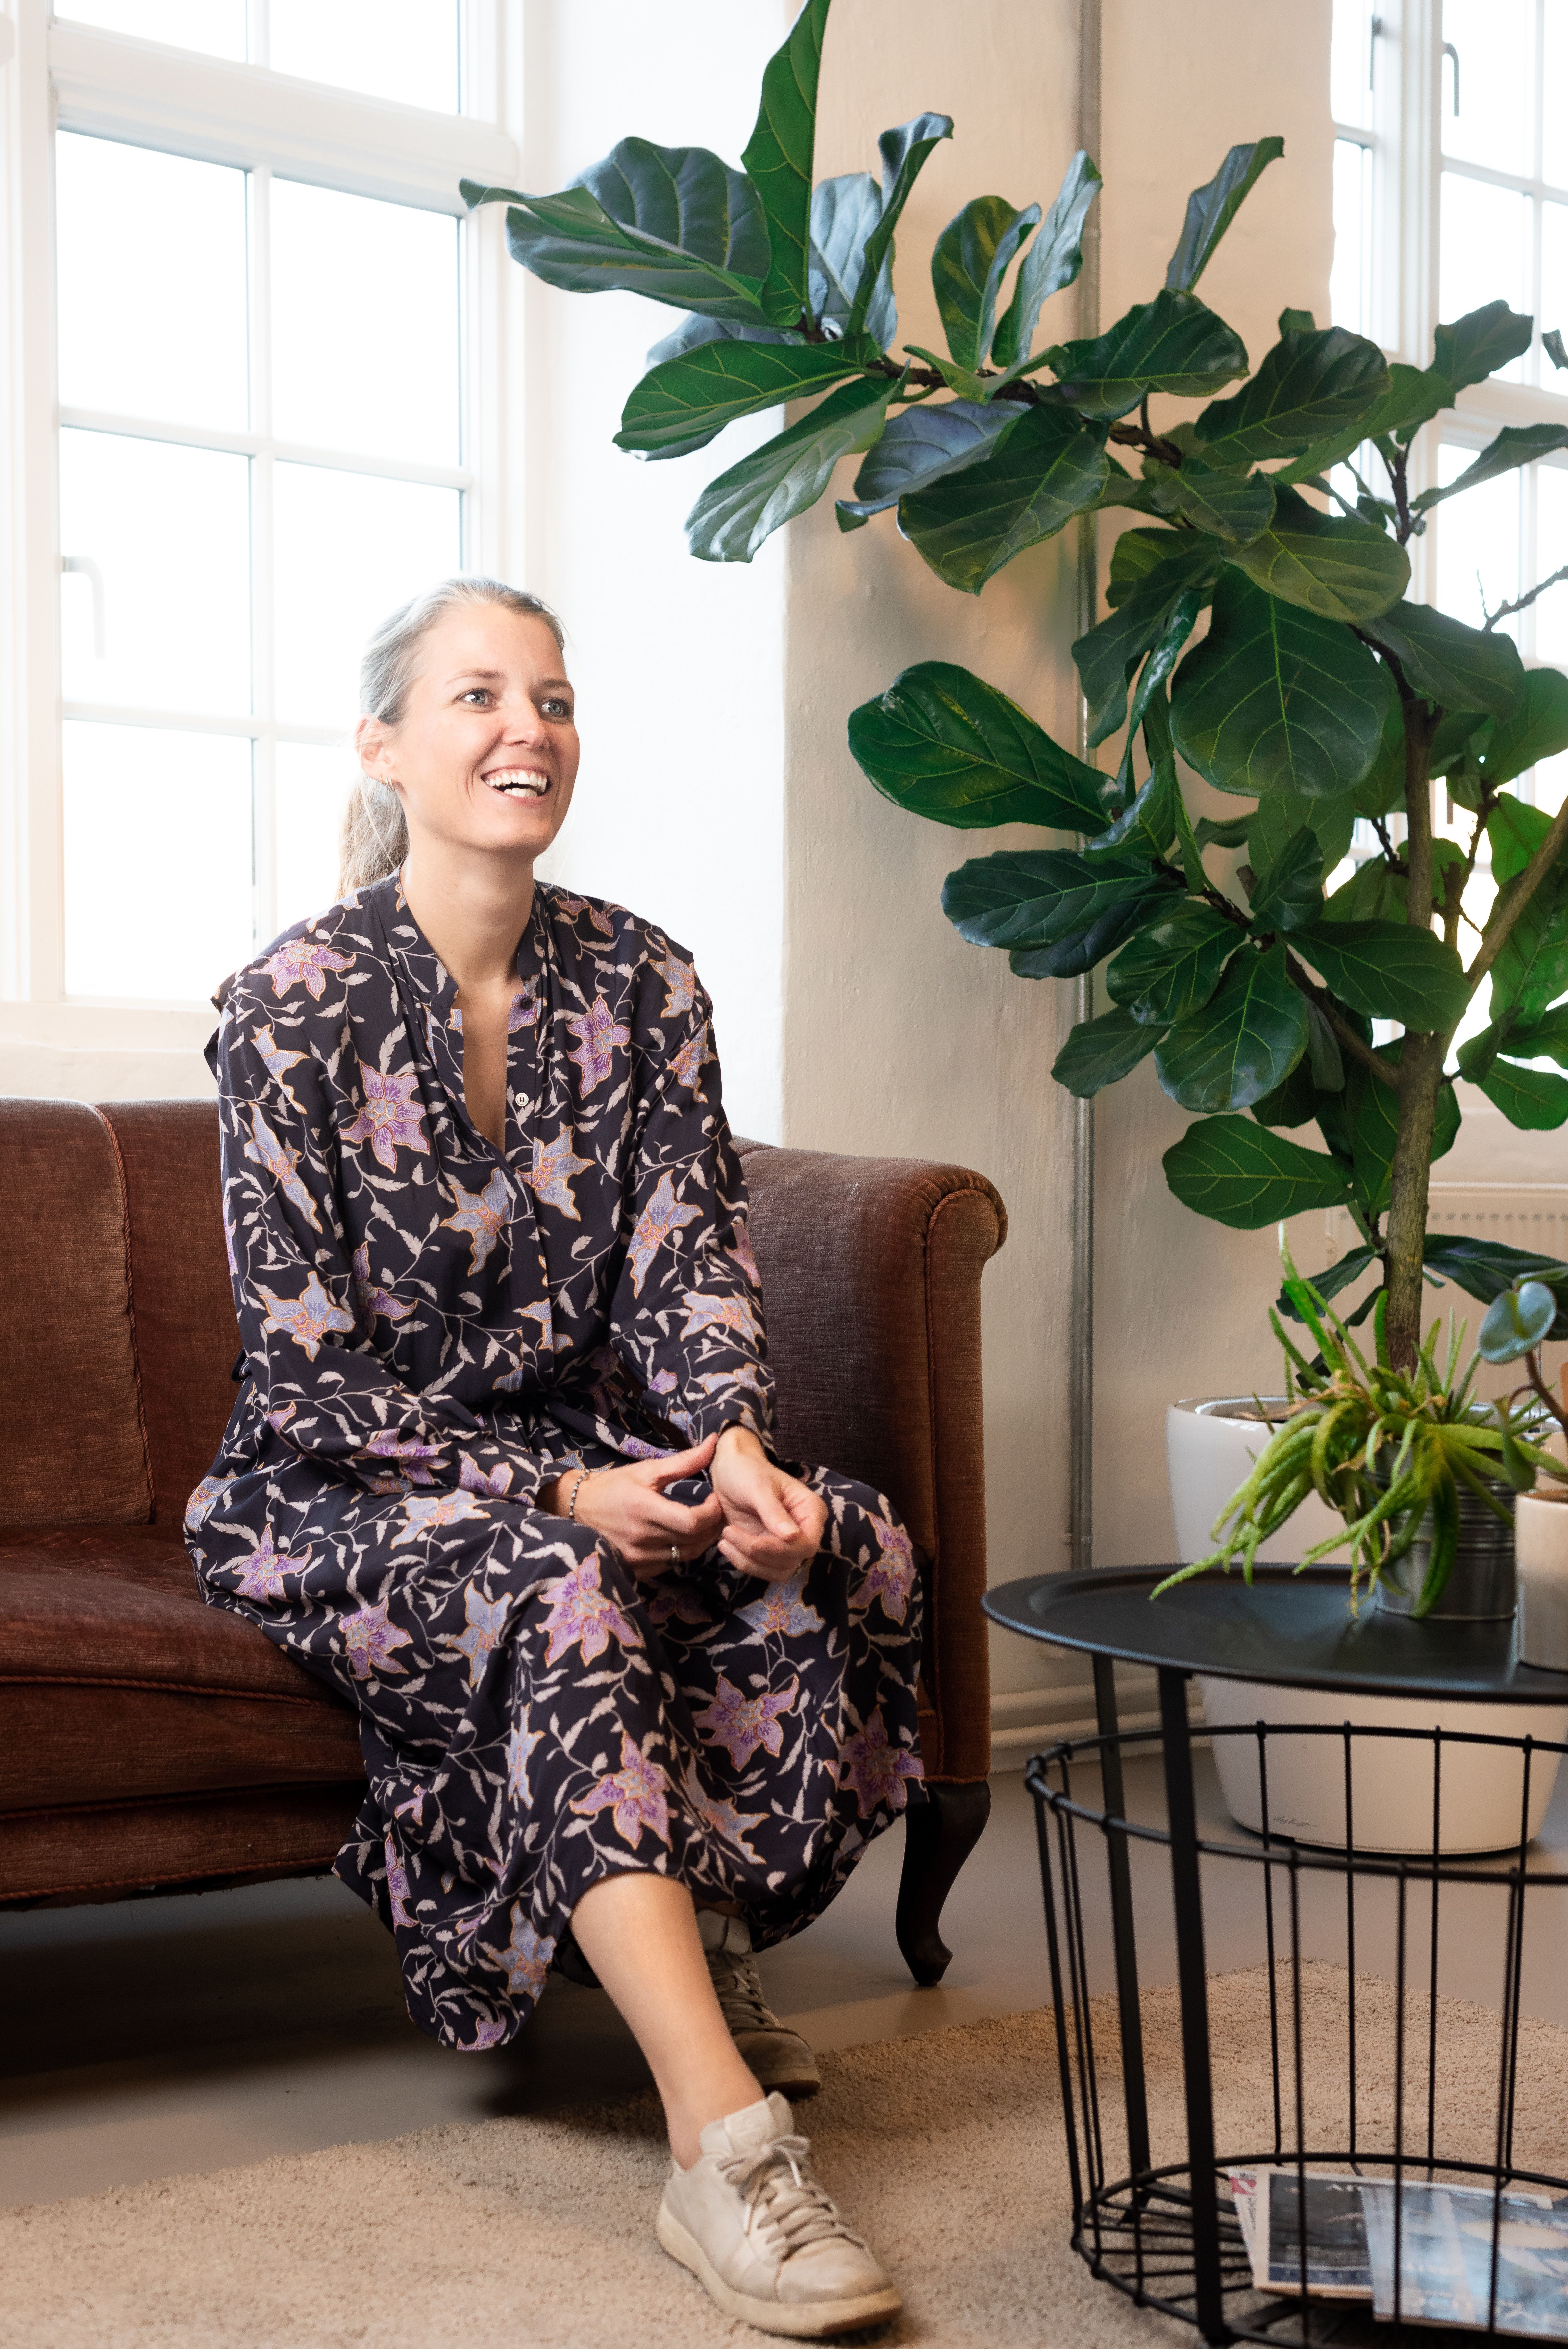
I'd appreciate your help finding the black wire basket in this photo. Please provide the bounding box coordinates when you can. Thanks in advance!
[1025,1718,1568,2346]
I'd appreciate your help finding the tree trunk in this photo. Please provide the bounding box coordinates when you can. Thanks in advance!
[1383,1032,1444,1368]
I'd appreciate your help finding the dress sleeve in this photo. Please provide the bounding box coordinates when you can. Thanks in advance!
[215,990,547,1500]
[607,986,777,1452]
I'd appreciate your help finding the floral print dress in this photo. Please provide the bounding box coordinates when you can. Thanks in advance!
[186,874,924,2051]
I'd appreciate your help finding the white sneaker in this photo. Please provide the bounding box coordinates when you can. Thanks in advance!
[657,2093,900,2338]
[699,1912,821,2099]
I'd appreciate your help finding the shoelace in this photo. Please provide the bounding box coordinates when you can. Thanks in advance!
[718,2136,868,2258]
[706,1947,780,2035]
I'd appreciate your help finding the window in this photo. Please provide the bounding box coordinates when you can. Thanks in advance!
[1330,0,1568,821]
[0,3,523,1045]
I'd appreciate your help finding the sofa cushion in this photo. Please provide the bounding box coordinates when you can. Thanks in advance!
[99,1100,240,1524]
[0,1526,362,1812]
[0,1099,152,1529]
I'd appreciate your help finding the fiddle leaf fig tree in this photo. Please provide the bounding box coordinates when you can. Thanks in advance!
[469,0,1568,1371]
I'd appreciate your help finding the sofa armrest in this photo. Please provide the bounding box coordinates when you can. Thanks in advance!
[735,1140,1006,1780]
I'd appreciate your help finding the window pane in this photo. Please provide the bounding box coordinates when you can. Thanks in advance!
[268,0,460,112]
[1533,464,1568,670]
[270,183,460,465]
[59,430,251,716]
[1542,201,1568,367]
[1440,174,1530,382]
[56,136,249,431]
[272,464,460,727]
[1331,0,1376,132]
[276,743,356,930]
[1545,4,1568,191]
[1331,138,1372,334]
[1441,0,1534,173]
[63,722,253,1000]
[1434,437,1521,635]
[57,0,246,60]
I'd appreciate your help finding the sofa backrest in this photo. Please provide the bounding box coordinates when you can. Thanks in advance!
[98,1100,240,1523]
[0,1098,153,1528]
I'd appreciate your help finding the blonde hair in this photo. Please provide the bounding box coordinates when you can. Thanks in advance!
[339,577,566,895]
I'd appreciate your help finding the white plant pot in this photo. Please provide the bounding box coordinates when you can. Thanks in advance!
[1517,1492,1568,1673]
[1167,1399,1568,1855]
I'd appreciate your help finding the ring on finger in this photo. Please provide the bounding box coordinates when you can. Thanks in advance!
[669,1542,680,1571]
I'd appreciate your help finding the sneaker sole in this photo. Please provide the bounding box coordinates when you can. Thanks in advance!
[655,2203,902,2339]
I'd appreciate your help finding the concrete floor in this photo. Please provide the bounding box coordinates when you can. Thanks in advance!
[5,1751,1567,2212]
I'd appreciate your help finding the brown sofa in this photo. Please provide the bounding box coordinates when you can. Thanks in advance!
[0,1097,1006,1982]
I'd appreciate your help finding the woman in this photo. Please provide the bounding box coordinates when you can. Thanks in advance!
[187,577,923,2337]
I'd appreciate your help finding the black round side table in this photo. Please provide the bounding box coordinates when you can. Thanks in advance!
[983,1565,1568,2346]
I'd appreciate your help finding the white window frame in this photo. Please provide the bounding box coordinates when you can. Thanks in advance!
[0,0,526,1072]
[1342,0,1568,640]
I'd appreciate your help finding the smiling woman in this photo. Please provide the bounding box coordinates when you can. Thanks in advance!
[187,578,915,2337]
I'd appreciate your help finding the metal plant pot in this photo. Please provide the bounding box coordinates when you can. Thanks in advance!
[1371,1475,1517,1622]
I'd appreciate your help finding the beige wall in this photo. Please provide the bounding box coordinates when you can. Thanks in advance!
[781,0,1336,1707]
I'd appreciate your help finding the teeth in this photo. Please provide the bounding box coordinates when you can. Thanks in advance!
[485,771,548,796]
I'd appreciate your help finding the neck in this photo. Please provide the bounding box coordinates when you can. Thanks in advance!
[399,838,536,994]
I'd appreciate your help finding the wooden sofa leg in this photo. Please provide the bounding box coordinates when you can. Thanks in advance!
[895,1778,991,1985]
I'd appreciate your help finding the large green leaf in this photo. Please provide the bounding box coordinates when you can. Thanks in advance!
[1010,895,1167,979]
[615,339,876,459]
[1477,667,1568,787]
[809,174,894,349]
[991,150,1102,372]
[931,196,1041,372]
[899,404,1109,593]
[1193,323,1390,464]
[1227,484,1409,622]
[1073,532,1224,744]
[685,375,895,561]
[1052,1005,1166,1096]
[1249,792,1356,887]
[1271,360,1458,484]
[742,0,832,326]
[941,849,1175,951]
[845,113,954,337]
[1506,1005,1568,1066]
[1155,942,1309,1111]
[477,144,772,321]
[847,659,1116,831]
[1432,303,1535,397]
[1083,760,1178,860]
[1489,874,1568,1025]
[1170,568,1395,798]
[836,398,1020,524]
[1162,1113,1353,1228]
[1346,1051,1459,1215]
[1359,600,1524,720]
[1040,289,1249,421]
[1294,918,1471,1031]
[1164,137,1285,292]
[644,313,801,367]
[1413,424,1568,514]
[1488,794,1556,885]
[1422,1233,1568,1338]
[1248,824,1324,933]
[1156,462,1275,545]
[1475,1058,1568,1130]
[1106,900,1241,1024]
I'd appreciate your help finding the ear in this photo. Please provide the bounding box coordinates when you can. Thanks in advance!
[355,715,392,779]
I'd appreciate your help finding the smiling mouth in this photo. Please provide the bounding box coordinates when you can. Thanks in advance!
[484,769,550,797]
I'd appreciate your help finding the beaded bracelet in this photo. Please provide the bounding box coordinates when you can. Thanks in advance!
[565,1470,592,1522]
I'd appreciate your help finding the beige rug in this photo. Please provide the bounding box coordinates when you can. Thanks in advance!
[3,1964,1564,2349]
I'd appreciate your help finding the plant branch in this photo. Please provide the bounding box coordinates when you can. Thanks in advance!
[1383,439,1416,546]
[1525,1349,1568,1438]
[1370,812,1409,875]
[1483,561,1568,632]
[1465,793,1568,994]
[1283,952,1403,1090]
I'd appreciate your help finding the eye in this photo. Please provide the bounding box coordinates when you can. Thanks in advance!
[460,687,492,706]
[540,696,573,720]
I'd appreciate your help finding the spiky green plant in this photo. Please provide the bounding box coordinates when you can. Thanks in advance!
[1155,1244,1567,1614]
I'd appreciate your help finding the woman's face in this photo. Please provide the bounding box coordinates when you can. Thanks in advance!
[359,603,579,868]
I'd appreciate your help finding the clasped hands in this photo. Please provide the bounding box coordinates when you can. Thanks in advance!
[540,1426,826,1585]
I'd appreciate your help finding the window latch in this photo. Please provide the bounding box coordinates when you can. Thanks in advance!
[1442,39,1460,115]
[61,554,106,658]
